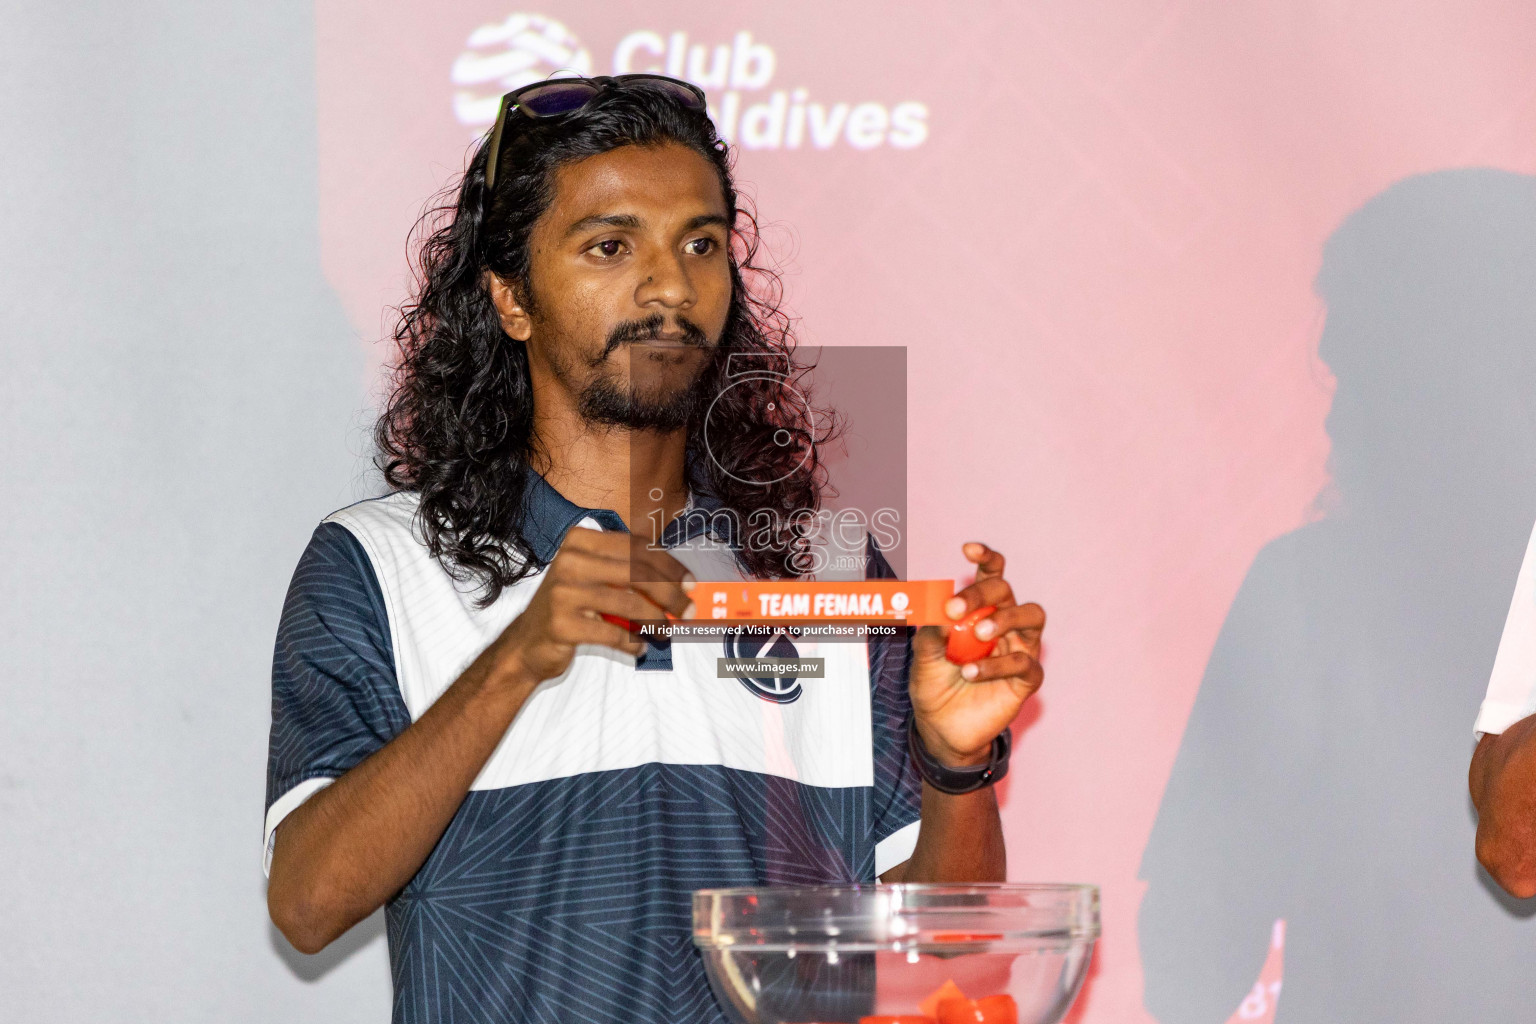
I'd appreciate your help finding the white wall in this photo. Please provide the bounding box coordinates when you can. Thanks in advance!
[0,2,389,1019]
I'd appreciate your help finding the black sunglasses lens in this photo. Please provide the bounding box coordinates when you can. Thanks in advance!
[625,77,706,109]
[516,80,600,116]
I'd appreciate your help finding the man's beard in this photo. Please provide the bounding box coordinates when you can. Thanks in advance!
[574,313,716,431]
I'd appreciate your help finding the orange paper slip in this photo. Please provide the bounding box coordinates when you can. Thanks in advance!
[691,580,957,625]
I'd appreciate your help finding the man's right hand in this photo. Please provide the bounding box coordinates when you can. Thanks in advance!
[489,526,696,685]
[268,526,695,954]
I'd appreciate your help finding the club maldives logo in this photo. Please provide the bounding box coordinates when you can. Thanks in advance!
[451,14,594,127]
[452,13,929,150]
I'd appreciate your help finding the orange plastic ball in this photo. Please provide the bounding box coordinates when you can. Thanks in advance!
[945,604,998,665]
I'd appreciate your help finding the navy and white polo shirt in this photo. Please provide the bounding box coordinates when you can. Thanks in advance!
[264,466,923,1023]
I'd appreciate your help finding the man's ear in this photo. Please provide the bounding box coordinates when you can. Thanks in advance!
[483,271,533,342]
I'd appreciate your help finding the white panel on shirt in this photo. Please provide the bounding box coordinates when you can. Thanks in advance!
[324,493,877,791]
[1476,517,1536,736]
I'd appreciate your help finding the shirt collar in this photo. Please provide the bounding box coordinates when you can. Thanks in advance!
[517,463,626,564]
[518,448,736,564]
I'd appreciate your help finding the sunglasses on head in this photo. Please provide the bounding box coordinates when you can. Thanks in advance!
[483,74,709,192]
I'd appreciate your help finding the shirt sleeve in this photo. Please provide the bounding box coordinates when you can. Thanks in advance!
[1476,517,1536,736]
[865,534,923,875]
[264,521,411,875]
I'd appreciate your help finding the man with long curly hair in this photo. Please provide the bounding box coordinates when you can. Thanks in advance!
[262,75,1046,1022]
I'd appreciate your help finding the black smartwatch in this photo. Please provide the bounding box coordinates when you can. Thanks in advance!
[906,718,1011,794]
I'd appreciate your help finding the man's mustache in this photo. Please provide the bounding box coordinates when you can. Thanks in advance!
[600,314,710,359]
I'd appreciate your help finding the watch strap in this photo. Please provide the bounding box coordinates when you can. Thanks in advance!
[906,718,1011,794]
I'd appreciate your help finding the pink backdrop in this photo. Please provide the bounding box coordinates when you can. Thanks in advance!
[314,2,1536,1019]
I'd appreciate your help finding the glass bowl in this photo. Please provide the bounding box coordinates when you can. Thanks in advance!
[693,883,1099,1024]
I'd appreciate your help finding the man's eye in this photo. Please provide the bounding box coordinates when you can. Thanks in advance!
[590,240,624,258]
[685,238,716,256]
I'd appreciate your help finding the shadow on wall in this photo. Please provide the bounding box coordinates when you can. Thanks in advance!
[1137,169,1536,1023]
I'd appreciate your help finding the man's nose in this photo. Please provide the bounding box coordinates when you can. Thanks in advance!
[635,250,696,309]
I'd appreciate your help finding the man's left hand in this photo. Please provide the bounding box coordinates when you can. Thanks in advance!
[909,541,1046,768]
